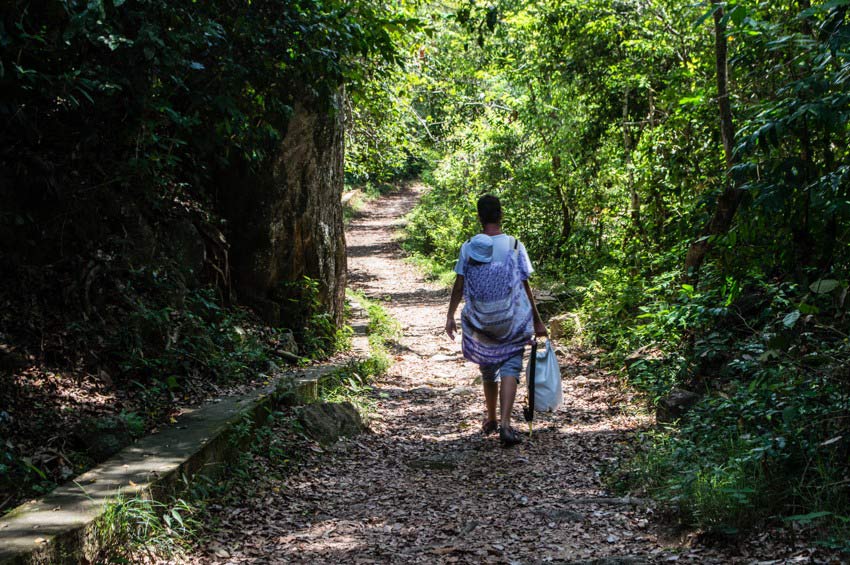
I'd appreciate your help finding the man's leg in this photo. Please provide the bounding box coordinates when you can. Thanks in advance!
[480,365,499,434]
[497,352,524,428]
[484,381,498,423]
[499,376,517,427]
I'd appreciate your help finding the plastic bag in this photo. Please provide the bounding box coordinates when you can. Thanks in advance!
[528,340,563,411]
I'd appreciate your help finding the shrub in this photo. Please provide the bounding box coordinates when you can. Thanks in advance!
[612,275,850,535]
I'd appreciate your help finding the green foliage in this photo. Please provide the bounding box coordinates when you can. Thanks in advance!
[603,268,850,533]
[1,0,409,206]
[119,412,146,438]
[616,364,850,534]
[0,444,54,508]
[99,272,351,384]
[596,270,848,541]
[110,286,277,387]
[345,77,430,185]
[364,297,402,344]
[318,361,379,415]
[2,0,850,543]
[0,0,411,393]
[95,495,200,562]
[356,292,400,373]
[394,0,850,540]
[320,292,400,410]
[278,276,352,359]
[1,411,145,508]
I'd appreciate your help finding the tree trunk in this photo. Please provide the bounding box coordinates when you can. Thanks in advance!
[218,90,347,326]
[646,90,668,243]
[793,118,815,277]
[792,4,816,276]
[684,0,744,282]
[623,88,643,240]
[551,154,573,260]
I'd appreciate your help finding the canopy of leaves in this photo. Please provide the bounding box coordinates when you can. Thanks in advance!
[0,0,412,207]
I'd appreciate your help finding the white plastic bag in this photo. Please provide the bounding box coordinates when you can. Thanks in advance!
[528,340,563,411]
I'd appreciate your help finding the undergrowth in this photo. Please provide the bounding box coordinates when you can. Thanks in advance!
[118,293,404,558]
[94,408,301,562]
[319,291,401,412]
[93,493,201,563]
[595,268,850,546]
[0,275,347,517]
[402,251,457,288]
[403,174,850,546]
[112,286,282,388]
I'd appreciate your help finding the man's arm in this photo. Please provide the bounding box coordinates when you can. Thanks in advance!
[445,275,464,340]
[523,280,548,337]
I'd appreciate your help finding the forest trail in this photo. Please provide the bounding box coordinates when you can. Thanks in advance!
[187,185,760,564]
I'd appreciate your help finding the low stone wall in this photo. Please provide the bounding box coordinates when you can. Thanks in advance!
[0,364,340,565]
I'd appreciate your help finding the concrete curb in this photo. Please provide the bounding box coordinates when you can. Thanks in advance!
[0,305,370,564]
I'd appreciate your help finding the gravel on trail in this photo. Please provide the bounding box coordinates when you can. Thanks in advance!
[185,185,837,565]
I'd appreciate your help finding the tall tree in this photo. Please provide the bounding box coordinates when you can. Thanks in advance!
[684,0,744,281]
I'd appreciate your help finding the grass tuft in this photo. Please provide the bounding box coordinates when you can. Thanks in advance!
[93,494,200,562]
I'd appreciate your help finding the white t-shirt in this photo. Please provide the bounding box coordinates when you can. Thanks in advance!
[453,234,534,279]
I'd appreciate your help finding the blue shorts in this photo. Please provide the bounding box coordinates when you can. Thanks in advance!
[480,351,524,383]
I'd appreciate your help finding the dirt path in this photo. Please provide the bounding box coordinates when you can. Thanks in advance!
[315,183,668,563]
[184,185,802,564]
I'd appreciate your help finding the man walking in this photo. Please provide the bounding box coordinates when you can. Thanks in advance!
[445,195,547,447]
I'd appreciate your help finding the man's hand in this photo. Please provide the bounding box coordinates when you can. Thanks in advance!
[523,280,548,338]
[534,319,548,338]
[445,316,458,341]
[446,275,464,341]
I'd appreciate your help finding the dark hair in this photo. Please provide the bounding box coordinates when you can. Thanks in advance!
[477,194,502,226]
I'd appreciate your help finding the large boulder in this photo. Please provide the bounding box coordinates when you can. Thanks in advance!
[549,312,582,342]
[218,92,346,326]
[298,401,365,446]
[656,388,701,424]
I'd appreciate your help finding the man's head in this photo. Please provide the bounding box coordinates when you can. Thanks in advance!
[477,194,502,226]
